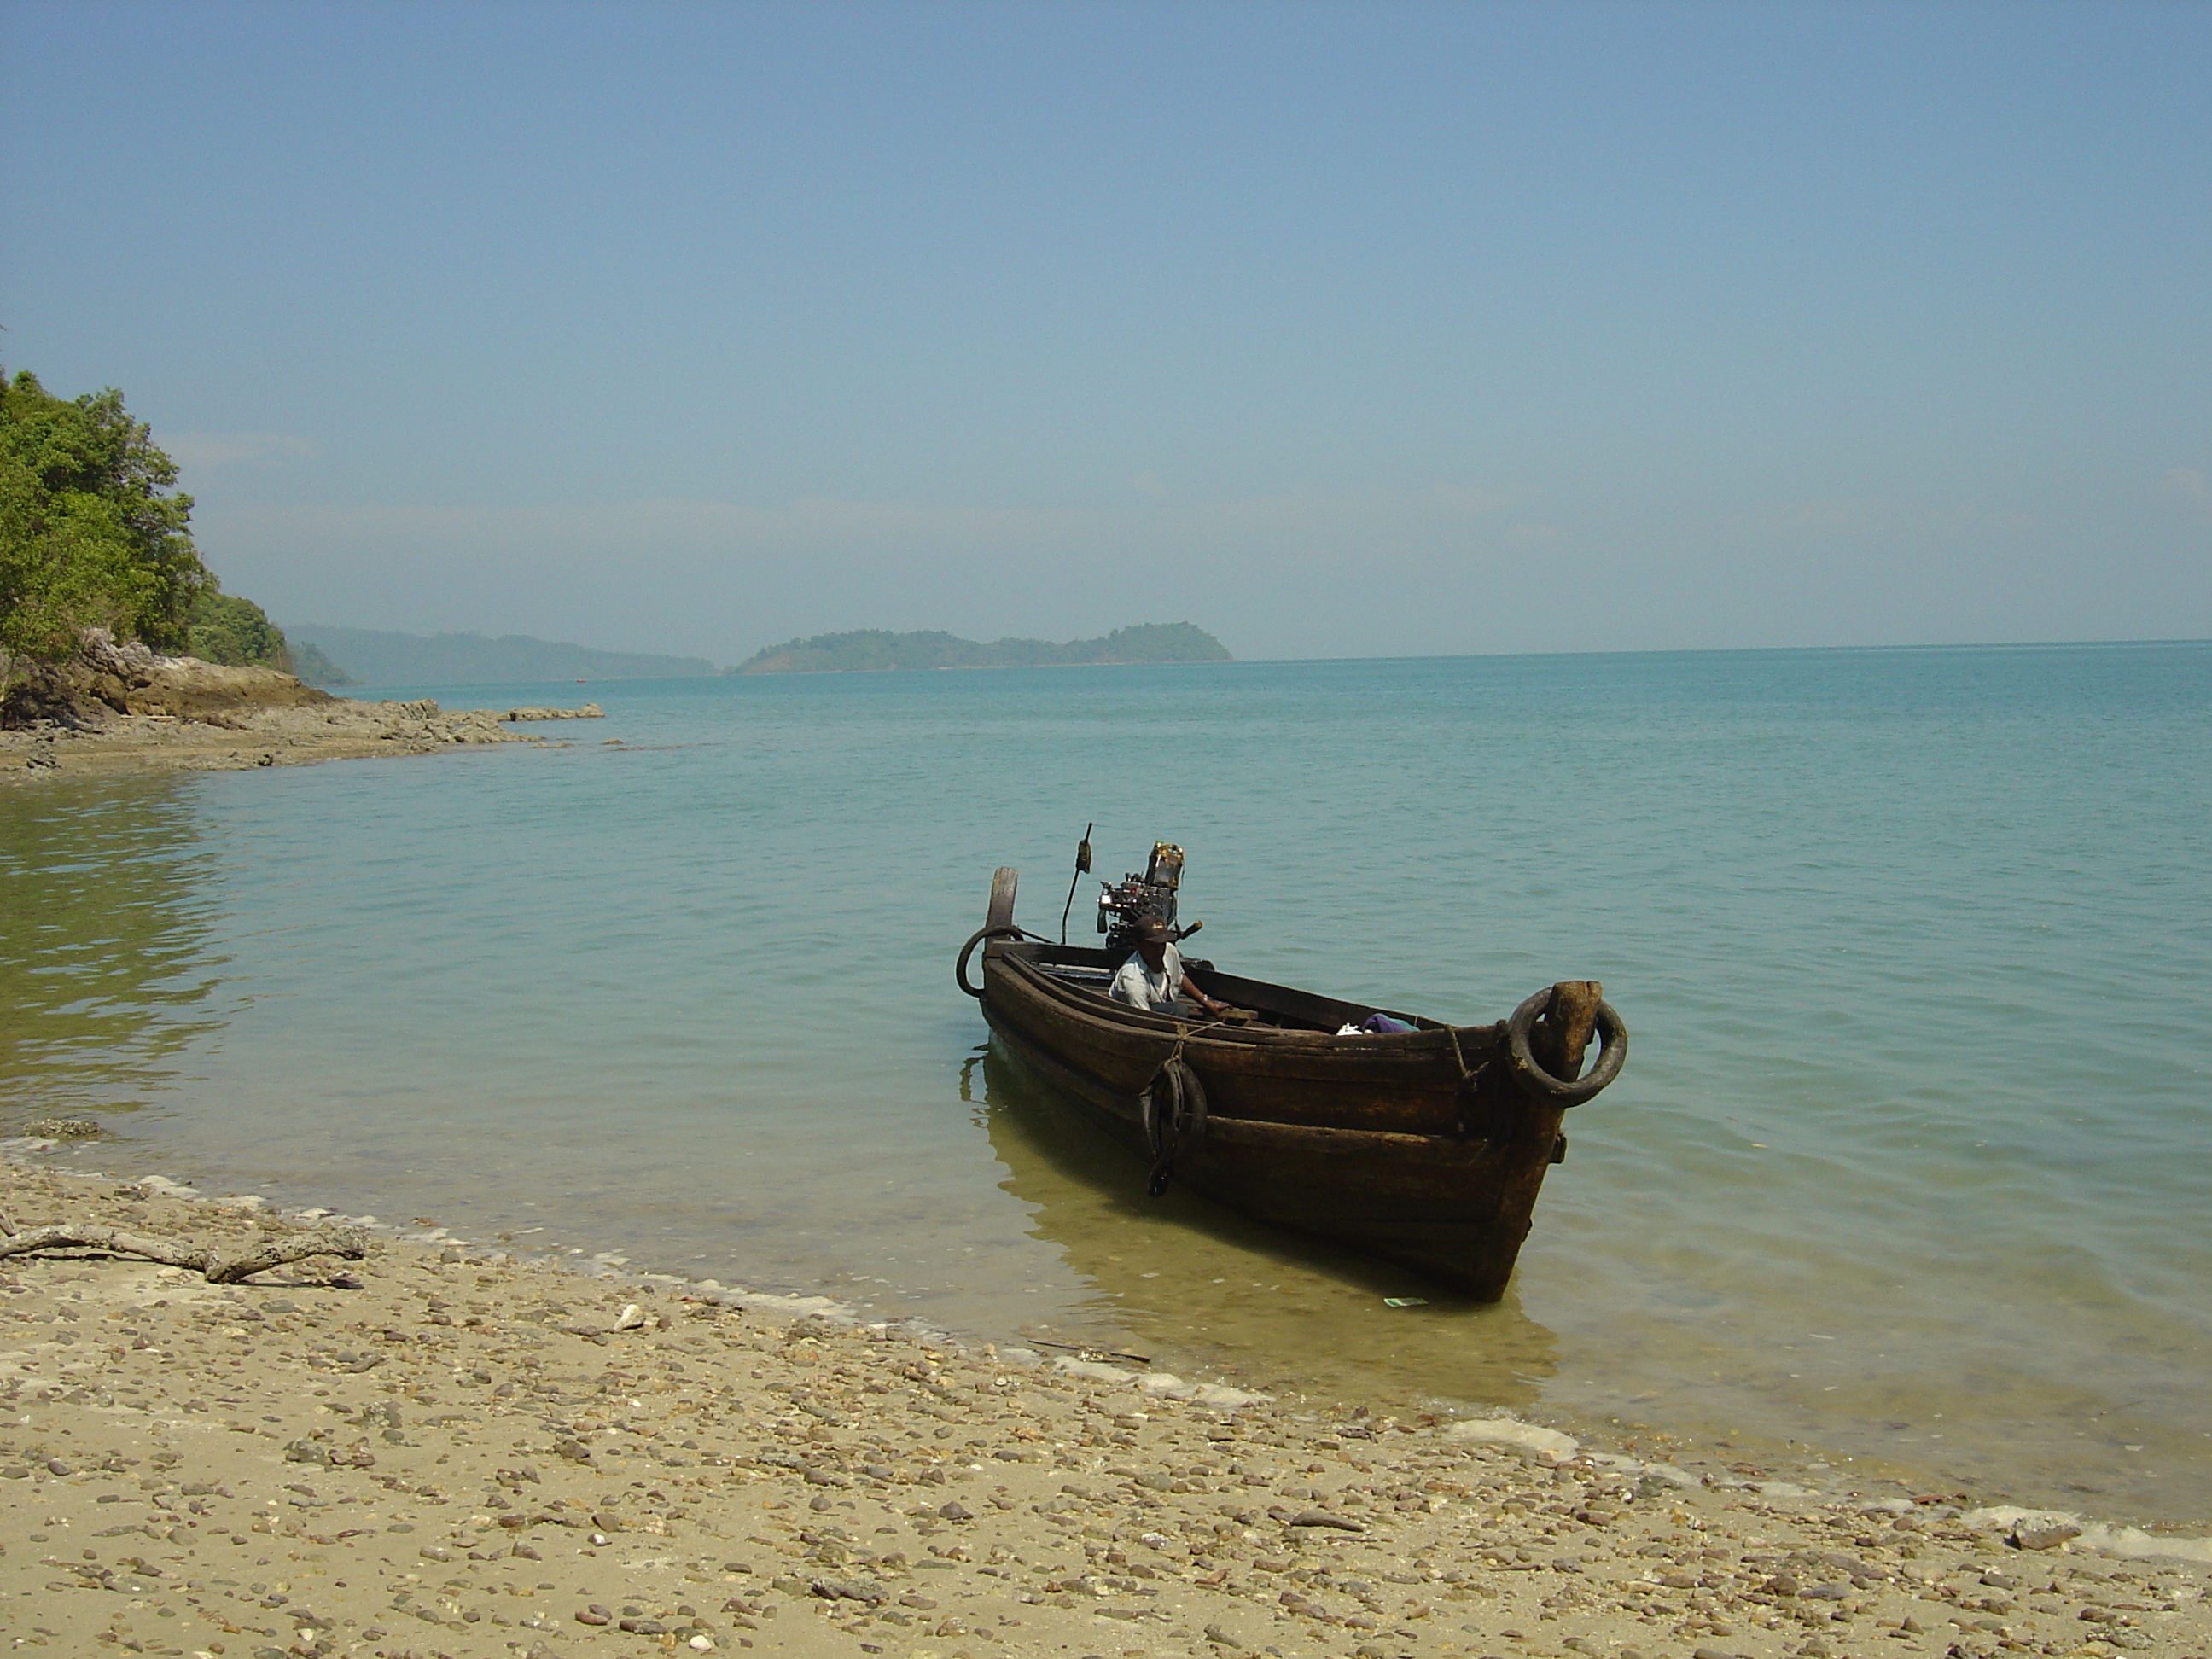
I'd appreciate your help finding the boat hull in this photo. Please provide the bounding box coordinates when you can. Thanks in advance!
[969,871,1622,1299]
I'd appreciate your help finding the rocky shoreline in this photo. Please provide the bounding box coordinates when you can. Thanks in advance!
[1,635,602,783]
[3,1155,2206,1659]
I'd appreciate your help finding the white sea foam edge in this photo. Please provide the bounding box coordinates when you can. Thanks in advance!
[1443,1416,1580,1462]
[1966,1505,2212,1564]
[1049,1355,1268,1408]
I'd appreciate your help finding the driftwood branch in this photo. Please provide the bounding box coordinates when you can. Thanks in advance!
[0,1214,366,1284]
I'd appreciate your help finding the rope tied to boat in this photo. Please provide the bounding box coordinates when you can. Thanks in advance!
[1443,1023,1487,1090]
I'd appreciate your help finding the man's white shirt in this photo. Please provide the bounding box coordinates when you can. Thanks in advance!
[1108,943,1183,1010]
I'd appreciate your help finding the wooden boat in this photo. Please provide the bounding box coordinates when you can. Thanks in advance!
[957,860,1626,1300]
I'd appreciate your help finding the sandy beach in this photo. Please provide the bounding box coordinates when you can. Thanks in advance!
[2,1155,2205,1659]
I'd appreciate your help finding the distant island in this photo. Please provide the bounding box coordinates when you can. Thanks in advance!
[264,620,1230,687]
[732,621,1231,675]
[284,625,719,687]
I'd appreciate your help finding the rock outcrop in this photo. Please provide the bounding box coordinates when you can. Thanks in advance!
[3,629,335,725]
[503,702,605,720]
[2,632,602,783]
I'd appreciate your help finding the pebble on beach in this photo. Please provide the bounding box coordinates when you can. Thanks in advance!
[2,1157,2207,1659]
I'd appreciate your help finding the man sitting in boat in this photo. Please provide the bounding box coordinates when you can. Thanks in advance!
[1109,916,1232,1018]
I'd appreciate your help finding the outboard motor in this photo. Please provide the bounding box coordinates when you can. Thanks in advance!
[1097,841,1187,956]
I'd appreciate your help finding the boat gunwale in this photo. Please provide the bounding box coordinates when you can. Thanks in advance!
[990,943,1504,1058]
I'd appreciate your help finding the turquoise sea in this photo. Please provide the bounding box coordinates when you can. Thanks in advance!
[3,643,2207,1527]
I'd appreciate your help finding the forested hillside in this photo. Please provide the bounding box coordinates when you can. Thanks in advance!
[734,621,1230,674]
[284,624,715,686]
[1,366,306,717]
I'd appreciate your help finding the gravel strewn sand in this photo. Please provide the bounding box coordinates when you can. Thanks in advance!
[3,1158,2206,1659]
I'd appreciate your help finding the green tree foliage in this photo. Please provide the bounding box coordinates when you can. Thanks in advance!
[185,590,294,672]
[0,366,210,667]
[286,637,356,686]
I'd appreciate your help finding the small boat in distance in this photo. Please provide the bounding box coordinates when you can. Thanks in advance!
[956,842,1627,1300]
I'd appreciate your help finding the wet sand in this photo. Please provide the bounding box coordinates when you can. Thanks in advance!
[3,1157,2207,1659]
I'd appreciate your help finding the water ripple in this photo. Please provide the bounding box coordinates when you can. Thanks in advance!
[2,641,2205,1522]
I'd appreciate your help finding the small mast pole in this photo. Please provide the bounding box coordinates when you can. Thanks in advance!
[1060,823,1093,946]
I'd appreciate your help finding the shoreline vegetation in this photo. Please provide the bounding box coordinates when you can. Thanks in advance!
[0,358,618,773]
[732,623,1231,675]
[1,363,364,716]
[1,1153,2206,1659]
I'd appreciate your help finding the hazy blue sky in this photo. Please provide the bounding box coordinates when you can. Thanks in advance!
[4,0,2206,663]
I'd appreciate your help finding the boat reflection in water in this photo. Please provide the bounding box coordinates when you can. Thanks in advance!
[967,1043,1563,1415]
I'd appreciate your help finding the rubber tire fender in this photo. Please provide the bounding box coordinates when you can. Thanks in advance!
[1505,988,1628,1106]
[1144,1057,1207,1196]
[955,925,1023,998]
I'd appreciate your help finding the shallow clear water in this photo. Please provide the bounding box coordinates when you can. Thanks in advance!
[3,644,2207,1523]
